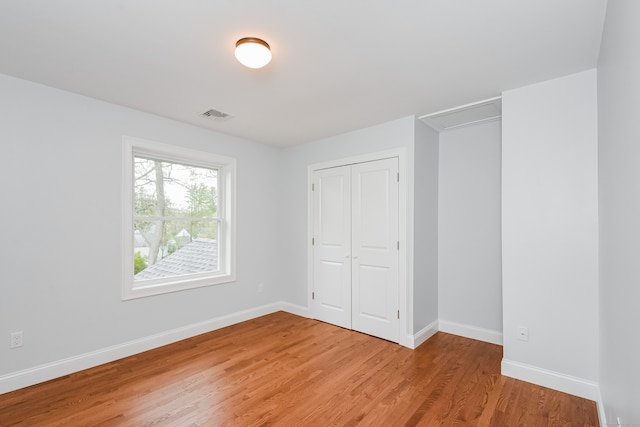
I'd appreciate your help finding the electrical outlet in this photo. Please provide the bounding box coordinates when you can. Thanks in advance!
[258,283,264,293]
[517,326,529,342]
[10,331,23,348]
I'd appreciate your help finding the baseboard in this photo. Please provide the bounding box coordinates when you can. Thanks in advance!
[501,358,598,401]
[279,301,310,318]
[3,305,601,408]
[438,320,503,345]
[408,320,439,349]
[0,301,306,395]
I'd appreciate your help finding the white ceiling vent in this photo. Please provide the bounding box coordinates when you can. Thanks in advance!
[419,97,501,132]
[200,108,233,121]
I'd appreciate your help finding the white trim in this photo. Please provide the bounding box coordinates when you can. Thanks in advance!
[596,386,607,427]
[434,116,502,132]
[0,302,303,395]
[418,96,502,132]
[399,151,410,345]
[408,320,439,349]
[438,320,503,345]
[121,135,237,300]
[307,148,409,347]
[501,358,599,400]
[280,302,310,318]
[1,306,604,409]
[417,96,502,120]
[309,148,406,171]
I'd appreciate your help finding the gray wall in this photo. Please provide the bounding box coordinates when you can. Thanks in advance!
[0,73,282,377]
[597,0,640,423]
[413,120,439,332]
[0,77,442,388]
[438,121,502,336]
[502,70,599,396]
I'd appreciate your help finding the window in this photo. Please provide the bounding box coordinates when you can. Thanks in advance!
[122,136,235,299]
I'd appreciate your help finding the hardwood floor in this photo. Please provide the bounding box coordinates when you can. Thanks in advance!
[0,312,598,426]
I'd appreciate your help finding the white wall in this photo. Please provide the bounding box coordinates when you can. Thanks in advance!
[597,0,640,424]
[0,74,282,384]
[413,120,439,333]
[438,121,502,343]
[501,69,599,398]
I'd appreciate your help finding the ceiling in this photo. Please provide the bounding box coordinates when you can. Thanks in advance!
[0,1,607,148]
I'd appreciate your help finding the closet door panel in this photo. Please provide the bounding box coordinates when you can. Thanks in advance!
[356,264,389,319]
[351,158,399,342]
[312,166,352,329]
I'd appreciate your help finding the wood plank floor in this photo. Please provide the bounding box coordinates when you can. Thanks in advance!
[0,312,598,426]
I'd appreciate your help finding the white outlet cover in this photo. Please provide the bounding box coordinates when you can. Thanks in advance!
[518,326,529,342]
[10,331,23,348]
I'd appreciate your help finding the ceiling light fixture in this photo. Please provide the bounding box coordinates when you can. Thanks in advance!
[235,37,272,69]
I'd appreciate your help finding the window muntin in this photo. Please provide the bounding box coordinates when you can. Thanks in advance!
[123,137,235,300]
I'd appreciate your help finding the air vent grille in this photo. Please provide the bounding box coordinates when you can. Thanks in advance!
[200,108,233,121]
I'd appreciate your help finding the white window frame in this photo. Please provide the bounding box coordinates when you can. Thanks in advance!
[122,136,236,300]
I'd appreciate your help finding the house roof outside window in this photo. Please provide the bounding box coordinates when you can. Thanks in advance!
[134,238,217,280]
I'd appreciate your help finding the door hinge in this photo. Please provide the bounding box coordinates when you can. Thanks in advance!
[397,310,400,319]
[312,291,315,300]
[397,172,399,182]
[397,241,399,250]
[312,237,315,245]
[312,183,315,191]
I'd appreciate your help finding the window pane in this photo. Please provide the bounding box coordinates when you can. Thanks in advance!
[134,219,219,281]
[134,157,218,218]
[133,155,220,283]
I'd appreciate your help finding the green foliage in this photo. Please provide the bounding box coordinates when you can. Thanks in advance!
[134,251,147,274]
[167,239,177,255]
[187,183,217,217]
[134,187,157,216]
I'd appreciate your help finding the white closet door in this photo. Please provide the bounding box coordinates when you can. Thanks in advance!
[312,166,352,329]
[351,158,399,342]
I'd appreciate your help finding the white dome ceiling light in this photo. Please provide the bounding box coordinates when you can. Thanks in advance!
[235,37,272,69]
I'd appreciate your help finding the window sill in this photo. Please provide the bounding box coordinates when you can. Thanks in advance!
[122,273,236,300]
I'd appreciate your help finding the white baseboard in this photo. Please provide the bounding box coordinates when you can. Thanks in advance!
[501,358,598,401]
[408,320,439,349]
[438,320,503,345]
[2,304,603,416]
[0,301,307,396]
[280,301,310,318]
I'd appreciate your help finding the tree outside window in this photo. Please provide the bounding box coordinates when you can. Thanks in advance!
[133,157,219,278]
